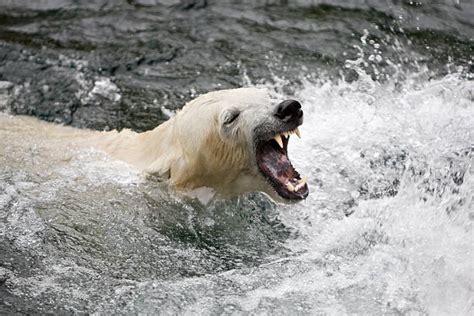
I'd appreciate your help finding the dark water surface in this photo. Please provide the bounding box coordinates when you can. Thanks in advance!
[0,1,473,315]
[0,0,472,130]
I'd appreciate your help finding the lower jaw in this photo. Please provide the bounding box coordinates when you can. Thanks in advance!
[273,187,308,200]
[259,177,308,201]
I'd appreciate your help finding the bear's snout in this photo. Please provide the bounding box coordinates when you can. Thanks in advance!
[275,100,303,123]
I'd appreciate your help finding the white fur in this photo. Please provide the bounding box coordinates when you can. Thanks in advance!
[95,87,277,197]
[0,88,281,199]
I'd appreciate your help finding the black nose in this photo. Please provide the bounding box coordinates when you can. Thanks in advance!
[275,100,303,122]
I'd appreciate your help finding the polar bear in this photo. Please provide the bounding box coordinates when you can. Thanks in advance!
[97,88,308,201]
[0,88,308,201]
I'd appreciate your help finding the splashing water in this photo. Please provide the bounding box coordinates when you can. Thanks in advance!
[1,66,473,314]
[1,0,473,313]
[279,71,473,314]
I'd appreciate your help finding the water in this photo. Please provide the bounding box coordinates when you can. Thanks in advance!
[1,1,473,315]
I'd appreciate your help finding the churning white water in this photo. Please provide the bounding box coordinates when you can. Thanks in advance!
[278,71,473,315]
[1,68,473,314]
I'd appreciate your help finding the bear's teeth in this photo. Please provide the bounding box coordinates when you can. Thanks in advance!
[286,182,295,192]
[294,176,307,191]
[273,134,283,148]
[274,134,284,148]
[294,127,301,138]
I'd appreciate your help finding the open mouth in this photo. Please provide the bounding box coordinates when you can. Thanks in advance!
[256,128,309,200]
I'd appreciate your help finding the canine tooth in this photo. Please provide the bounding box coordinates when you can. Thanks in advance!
[286,182,295,192]
[283,132,289,138]
[295,127,301,138]
[274,134,284,148]
[295,177,307,191]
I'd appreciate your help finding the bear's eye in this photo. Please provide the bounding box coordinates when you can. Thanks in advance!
[223,111,240,125]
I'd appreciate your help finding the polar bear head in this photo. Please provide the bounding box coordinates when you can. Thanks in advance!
[147,88,309,201]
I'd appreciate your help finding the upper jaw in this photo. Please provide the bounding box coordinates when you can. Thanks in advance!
[254,116,303,147]
[271,127,301,149]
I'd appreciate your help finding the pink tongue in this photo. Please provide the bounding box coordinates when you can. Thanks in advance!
[256,142,299,184]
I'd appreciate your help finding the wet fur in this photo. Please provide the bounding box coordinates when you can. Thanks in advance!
[0,88,280,198]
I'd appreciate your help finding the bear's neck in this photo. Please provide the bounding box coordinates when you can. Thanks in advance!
[96,120,252,194]
[98,120,178,177]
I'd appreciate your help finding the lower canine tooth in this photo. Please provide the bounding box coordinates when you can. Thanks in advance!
[286,183,295,192]
[274,134,284,148]
[294,177,307,191]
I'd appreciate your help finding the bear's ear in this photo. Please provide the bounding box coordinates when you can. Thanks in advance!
[221,108,240,125]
